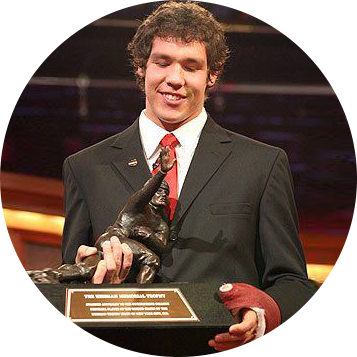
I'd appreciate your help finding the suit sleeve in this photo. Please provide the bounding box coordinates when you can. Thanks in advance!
[62,158,94,264]
[258,149,316,322]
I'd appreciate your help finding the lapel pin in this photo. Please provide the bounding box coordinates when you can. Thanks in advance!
[128,158,138,167]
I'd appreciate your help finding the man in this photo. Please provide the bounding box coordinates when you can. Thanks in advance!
[62,1,315,350]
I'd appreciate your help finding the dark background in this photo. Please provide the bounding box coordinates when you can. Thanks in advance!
[2,1,355,239]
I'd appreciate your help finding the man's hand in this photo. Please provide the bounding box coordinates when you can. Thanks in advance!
[75,236,133,284]
[208,308,258,351]
[159,147,176,173]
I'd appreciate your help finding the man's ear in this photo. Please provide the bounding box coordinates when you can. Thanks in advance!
[207,72,218,88]
[137,67,145,78]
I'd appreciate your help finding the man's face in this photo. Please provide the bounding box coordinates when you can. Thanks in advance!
[151,187,169,207]
[138,37,217,131]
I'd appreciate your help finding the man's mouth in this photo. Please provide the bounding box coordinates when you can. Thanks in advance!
[161,92,186,103]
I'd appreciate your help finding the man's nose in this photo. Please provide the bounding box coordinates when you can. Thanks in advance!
[166,64,185,88]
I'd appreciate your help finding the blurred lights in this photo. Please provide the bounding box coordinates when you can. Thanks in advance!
[307,264,357,284]
[3,208,64,236]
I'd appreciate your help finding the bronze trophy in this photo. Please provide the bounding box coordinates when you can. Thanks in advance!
[28,147,175,284]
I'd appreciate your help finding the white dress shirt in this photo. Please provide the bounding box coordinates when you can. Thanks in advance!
[138,108,208,196]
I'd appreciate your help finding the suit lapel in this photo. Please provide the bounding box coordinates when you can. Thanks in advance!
[109,116,232,224]
[171,117,232,228]
[110,119,151,193]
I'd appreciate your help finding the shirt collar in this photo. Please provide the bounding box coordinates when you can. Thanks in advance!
[139,108,208,160]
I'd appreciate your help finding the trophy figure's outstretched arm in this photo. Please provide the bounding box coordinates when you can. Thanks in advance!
[121,147,176,213]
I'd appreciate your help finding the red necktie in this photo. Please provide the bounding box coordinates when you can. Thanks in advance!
[152,133,179,220]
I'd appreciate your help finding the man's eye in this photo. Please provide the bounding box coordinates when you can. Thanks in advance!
[156,62,169,67]
[185,67,196,72]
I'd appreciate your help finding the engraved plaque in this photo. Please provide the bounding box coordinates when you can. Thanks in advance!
[65,288,200,323]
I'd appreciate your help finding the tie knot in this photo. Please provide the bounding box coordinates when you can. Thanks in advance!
[160,133,179,148]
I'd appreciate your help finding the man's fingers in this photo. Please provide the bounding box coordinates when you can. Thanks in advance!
[75,245,97,264]
[208,339,244,351]
[213,332,245,343]
[102,240,118,282]
[208,309,258,351]
[229,322,251,336]
[92,260,107,284]
[110,236,123,270]
[79,238,132,284]
[242,334,255,345]
[229,309,257,335]
[212,328,255,346]
[98,238,133,284]
[119,243,133,281]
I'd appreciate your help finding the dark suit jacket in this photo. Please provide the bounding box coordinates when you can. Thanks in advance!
[62,116,315,322]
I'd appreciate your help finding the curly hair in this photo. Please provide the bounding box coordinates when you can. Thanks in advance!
[127,1,229,91]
